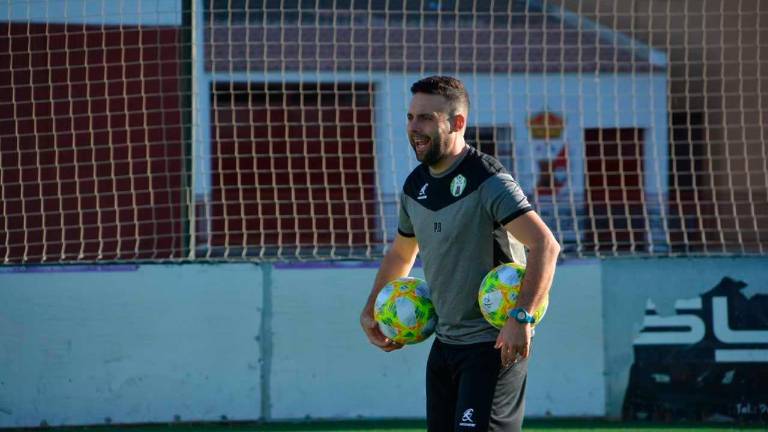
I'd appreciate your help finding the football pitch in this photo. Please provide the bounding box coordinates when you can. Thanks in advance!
[41,419,767,432]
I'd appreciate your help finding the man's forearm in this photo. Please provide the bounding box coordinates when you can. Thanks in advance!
[515,239,559,313]
[364,251,416,310]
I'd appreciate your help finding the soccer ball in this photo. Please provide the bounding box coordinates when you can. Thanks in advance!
[374,277,437,345]
[478,262,548,329]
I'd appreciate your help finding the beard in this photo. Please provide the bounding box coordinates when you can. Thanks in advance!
[410,132,448,166]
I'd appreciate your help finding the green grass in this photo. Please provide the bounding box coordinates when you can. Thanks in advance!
[35,419,767,432]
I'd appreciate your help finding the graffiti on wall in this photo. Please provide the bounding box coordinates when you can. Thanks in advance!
[623,277,768,422]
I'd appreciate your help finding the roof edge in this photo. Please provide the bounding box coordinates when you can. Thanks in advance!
[535,0,668,69]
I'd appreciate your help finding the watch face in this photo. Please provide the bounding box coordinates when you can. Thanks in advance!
[517,311,526,321]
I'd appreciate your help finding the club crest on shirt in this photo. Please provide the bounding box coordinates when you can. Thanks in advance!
[450,174,467,197]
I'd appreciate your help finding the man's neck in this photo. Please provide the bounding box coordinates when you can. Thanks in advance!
[429,139,468,175]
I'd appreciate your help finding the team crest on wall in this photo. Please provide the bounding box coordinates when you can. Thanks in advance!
[527,111,569,196]
[528,111,564,140]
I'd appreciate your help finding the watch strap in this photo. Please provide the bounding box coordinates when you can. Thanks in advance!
[509,307,536,324]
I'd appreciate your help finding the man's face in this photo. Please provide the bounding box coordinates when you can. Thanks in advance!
[407,93,455,166]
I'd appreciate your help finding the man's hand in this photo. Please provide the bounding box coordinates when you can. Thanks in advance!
[494,320,532,367]
[360,307,403,352]
[360,234,417,352]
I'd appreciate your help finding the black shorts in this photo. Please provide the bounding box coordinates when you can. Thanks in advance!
[426,338,528,432]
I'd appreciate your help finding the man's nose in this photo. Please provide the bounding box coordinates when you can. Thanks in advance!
[407,120,419,134]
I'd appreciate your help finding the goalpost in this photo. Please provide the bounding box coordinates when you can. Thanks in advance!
[1,0,766,263]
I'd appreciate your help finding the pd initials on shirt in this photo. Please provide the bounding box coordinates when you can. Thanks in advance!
[434,222,441,232]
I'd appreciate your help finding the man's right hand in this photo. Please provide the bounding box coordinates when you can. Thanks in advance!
[360,308,403,352]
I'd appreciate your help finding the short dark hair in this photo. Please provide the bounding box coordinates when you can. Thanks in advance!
[410,75,470,114]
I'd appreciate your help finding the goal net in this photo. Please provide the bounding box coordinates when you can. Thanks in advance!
[1,0,766,263]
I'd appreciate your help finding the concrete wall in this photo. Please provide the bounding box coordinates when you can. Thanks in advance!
[2,258,767,427]
[0,260,605,427]
[267,260,605,420]
[0,264,263,427]
[266,263,431,420]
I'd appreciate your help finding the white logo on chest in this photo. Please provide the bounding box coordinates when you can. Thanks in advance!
[417,183,428,200]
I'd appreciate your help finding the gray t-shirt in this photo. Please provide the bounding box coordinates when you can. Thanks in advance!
[398,146,533,344]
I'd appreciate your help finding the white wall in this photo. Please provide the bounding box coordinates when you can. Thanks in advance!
[268,261,605,419]
[0,264,263,427]
[5,0,182,25]
[6,258,766,426]
[0,260,605,427]
[528,259,605,416]
[267,264,431,420]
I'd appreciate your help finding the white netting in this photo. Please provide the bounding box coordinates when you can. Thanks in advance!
[1,0,190,263]
[1,0,766,263]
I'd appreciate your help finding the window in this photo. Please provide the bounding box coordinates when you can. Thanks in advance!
[209,82,378,258]
[466,126,513,171]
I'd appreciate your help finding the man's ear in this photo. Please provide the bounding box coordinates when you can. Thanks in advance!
[451,113,466,132]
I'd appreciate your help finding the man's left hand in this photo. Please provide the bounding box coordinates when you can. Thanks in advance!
[494,320,532,367]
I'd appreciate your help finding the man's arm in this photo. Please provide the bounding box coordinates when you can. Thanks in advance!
[360,233,419,352]
[496,211,560,365]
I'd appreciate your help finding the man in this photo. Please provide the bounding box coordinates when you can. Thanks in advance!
[360,76,560,431]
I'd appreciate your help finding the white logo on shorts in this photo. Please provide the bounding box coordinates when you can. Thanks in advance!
[459,408,476,427]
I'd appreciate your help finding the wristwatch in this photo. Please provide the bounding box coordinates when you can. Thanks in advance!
[509,307,536,324]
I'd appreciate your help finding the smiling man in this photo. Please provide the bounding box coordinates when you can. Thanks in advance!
[360,76,560,432]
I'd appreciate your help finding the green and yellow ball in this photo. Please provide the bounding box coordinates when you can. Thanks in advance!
[374,277,437,345]
[478,262,548,329]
